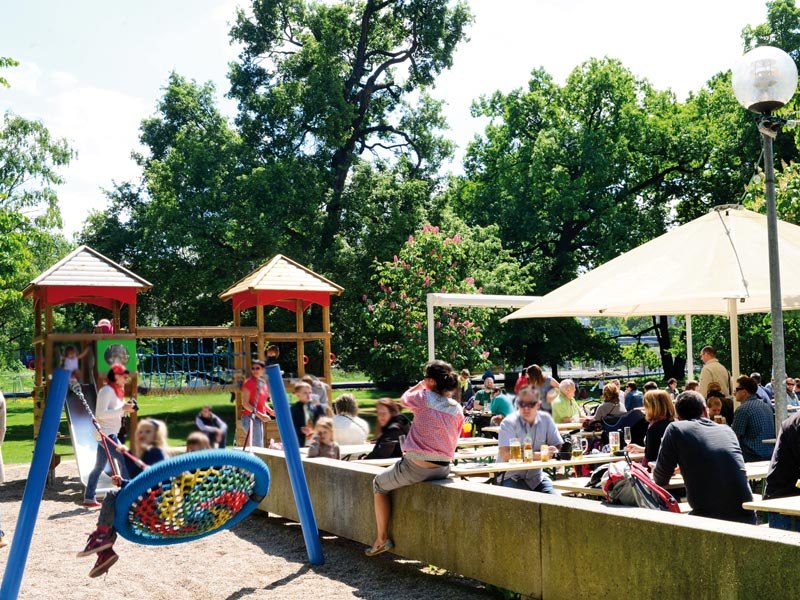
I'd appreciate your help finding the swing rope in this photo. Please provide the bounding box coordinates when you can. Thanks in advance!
[69,381,147,471]
[69,382,270,546]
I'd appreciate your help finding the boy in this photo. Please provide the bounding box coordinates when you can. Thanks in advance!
[290,381,325,447]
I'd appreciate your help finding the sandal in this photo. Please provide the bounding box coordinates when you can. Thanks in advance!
[364,539,394,557]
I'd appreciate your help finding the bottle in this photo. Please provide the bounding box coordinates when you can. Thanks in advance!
[509,438,522,463]
[523,435,533,463]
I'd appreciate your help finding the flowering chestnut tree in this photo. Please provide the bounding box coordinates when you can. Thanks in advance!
[360,221,522,384]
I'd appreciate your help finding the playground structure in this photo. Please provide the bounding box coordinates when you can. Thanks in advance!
[22,246,343,471]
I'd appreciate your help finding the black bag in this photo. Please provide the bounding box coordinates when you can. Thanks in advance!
[557,433,574,460]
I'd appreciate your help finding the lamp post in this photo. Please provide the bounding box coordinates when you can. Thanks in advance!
[732,46,798,430]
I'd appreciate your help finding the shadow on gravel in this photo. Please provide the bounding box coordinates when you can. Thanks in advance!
[228,512,493,599]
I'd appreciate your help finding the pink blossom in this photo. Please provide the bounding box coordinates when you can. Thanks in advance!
[414,321,422,329]
[400,291,407,299]
[367,305,374,312]
[435,321,443,329]
[390,302,396,309]
[464,277,474,285]
[453,234,462,243]
[449,318,455,326]
[423,276,431,287]
[463,320,472,327]
[408,235,415,245]
[433,226,439,234]
[481,351,490,359]
[393,255,399,263]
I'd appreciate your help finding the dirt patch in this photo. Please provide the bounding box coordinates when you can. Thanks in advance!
[0,461,494,599]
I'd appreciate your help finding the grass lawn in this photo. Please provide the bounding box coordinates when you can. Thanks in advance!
[2,384,397,465]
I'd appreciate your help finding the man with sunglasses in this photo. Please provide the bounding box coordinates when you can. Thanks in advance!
[497,386,562,494]
[241,360,274,447]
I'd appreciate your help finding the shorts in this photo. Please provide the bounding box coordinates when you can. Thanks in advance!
[373,457,451,495]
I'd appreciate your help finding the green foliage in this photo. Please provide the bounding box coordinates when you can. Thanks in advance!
[454,58,702,369]
[357,218,522,384]
[229,0,472,254]
[0,56,19,89]
[0,112,73,368]
[620,343,661,372]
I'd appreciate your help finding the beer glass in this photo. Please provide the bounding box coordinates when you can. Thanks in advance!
[609,431,620,454]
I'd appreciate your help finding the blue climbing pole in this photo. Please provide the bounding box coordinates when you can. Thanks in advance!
[266,364,324,565]
[1,368,71,600]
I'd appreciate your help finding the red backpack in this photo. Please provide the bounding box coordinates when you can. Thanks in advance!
[602,456,680,513]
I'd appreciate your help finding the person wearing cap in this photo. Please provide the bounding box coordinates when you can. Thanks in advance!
[241,360,274,448]
[83,364,136,507]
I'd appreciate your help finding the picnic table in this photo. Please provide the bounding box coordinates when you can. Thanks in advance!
[742,495,800,517]
[449,452,643,478]
[456,436,498,448]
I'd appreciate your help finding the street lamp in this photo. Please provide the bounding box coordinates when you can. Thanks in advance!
[732,45,798,430]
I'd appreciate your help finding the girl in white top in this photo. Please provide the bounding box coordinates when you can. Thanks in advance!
[331,394,370,445]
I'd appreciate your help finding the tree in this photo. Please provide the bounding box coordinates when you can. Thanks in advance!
[228,0,471,258]
[357,215,524,384]
[454,58,705,372]
[0,112,73,368]
[0,57,18,89]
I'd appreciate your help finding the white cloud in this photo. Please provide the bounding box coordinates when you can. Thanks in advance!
[4,61,42,97]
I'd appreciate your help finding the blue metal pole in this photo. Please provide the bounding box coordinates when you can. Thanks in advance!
[1,368,71,599]
[265,364,324,565]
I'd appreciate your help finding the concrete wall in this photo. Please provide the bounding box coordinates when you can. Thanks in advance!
[251,449,800,599]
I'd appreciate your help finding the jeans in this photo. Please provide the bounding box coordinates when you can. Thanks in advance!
[204,430,227,449]
[84,434,129,502]
[242,415,263,448]
[768,512,800,531]
[98,489,119,528]
[501,474,558,495]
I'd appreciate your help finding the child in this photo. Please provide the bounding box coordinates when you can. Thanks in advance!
[77,418,169,578]
[61,345,89,381]
[185,431,212,452]
[366,360,463,557]
[290,381,325,448]
[707,396,726,424]
[306,417,340,459]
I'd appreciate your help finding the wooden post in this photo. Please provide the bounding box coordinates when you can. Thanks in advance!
[296,299,305,378]
[128,301,137,333]
[322,304,332,386]
[233,309,244,446]
[112,301,121,332]
[256,305,265,361]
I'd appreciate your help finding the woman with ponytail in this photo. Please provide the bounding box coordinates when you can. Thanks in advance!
[365,360,464,557]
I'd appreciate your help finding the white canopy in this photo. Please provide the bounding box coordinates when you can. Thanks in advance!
[503,206,800,378]
[427,293,540,361]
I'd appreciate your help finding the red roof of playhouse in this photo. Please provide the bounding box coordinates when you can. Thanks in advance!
[219,254,343,312]
[23,245,152,309]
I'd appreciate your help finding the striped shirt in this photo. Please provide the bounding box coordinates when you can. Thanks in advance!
[402,389,464,462]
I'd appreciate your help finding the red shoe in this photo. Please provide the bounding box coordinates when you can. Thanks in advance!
[82,500,102,508]
[77,529,117,557]
[89,549,118,578]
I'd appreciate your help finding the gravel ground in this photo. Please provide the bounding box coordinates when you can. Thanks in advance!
[0,461,495,600]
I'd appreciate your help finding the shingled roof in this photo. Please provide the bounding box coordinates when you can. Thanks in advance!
[219,254,343,312]
[23,245,152,308]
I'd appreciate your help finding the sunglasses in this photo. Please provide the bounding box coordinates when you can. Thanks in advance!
[517,401,540,409]
[251,366,263,371]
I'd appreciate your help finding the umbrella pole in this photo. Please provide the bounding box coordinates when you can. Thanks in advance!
[728,299,740,396]
[685,315,693,381]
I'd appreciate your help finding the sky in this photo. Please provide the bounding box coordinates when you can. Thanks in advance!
[0,0,771,237]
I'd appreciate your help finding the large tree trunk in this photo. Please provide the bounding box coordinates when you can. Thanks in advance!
[652,315,684,380]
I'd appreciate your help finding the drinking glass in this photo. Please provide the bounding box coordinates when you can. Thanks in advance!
[609,431,620,454]
[623,426,632,446]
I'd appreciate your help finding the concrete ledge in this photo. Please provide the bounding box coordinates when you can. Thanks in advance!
[250,449,800,599]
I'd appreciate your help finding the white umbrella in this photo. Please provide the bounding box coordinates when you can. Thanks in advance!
[503,205,800,379]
